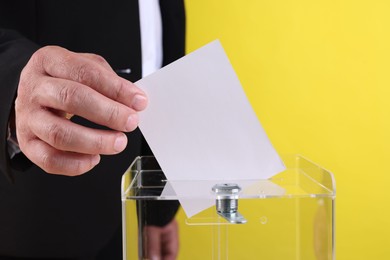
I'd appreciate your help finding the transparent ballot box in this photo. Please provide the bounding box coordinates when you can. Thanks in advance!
[121,155,335,260]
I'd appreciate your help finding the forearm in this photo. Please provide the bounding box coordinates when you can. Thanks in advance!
[0,28,39,181]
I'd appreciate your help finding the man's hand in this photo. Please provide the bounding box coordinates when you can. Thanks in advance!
[143,220,179,260]
[15,46,147,176]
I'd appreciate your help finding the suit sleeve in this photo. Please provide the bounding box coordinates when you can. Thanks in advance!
[0,29,39,182]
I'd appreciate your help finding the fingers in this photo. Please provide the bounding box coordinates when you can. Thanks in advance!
[21,138,101,176]
[29,109,128,155]
[17,108,128,176]
[143,220,179,260]
[79,53,113,71]
[37,76,139,132]
[15,46,147,176]
[33,46,147,111]
[144,226,162,260]
[161,220,179,260]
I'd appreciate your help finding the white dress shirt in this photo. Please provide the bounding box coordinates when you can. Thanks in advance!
[138,0,163,77]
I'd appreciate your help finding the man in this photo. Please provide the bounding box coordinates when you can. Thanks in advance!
[0,0,185,259]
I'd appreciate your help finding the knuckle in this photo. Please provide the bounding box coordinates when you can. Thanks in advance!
[71,63,101,86]
[27,88,40,105]
[91,54,108,65]
[30,48,45,66]
[106,105,121,125]
[92,135,105,152]
[111,79,124,100]
[40,151,56,174]
[19,64,34,84]
[42,154,84,176]
[57,84,78,108]
[40,151,83,176]
[47,123,72,148]
[61,51,76,68]
[74,64,88,82]
[20,77,44,106]
[31,46,57,70]
[19,61,42,95]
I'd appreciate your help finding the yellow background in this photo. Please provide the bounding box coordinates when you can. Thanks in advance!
[183,0,390,259]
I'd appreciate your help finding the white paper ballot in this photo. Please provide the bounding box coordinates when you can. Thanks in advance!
[136,40,285,217]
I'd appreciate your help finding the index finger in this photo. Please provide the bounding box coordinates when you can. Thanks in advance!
[34,46,147,111]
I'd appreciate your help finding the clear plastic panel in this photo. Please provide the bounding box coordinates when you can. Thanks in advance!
[122,155,335,259]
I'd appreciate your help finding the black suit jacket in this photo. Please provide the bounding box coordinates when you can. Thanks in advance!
[0,0,185,258]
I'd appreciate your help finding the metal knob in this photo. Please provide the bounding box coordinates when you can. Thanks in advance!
[212,183,247,224]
